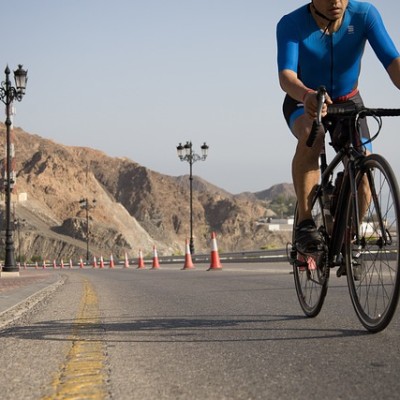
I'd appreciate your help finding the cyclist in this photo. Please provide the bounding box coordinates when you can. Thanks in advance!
[276,0,400,254]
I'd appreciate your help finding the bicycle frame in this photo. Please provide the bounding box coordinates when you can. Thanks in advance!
[314,117,394,271]
[313,125,366,268]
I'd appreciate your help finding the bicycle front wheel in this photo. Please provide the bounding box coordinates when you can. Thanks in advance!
[292,197,329,317]
[345,154,400,332]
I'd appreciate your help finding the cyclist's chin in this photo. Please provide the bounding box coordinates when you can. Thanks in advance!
[328,9,343,19]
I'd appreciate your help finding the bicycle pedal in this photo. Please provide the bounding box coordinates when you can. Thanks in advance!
[336,265,346,277]
[286,243,296,262]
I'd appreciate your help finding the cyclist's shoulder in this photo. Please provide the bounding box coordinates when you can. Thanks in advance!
[347,0,380,21]
[277,4,309,30]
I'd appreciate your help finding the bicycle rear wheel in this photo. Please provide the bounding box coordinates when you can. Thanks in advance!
[345,154,400,332]
[292,196,330,317]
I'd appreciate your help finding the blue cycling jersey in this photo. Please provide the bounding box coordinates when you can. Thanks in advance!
[277,1,400,99]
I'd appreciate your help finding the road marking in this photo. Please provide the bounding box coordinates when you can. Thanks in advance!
[42,279,109,399]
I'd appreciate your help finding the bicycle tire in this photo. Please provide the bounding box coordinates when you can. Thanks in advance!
[345,154,400,332]
[292,197,330,317]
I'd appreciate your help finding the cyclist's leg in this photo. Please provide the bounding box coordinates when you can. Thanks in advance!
[283,95,324,224]
[356,114,373,224]
[292,115,326,252]
[342,156,371,232]
[357,165,372,224]
[283,95,325,253]
[291,114,324,223]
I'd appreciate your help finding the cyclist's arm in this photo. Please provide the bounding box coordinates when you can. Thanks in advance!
[387,57,400,90]
[279,69,331,119]
[365,4,400,89]
[279,69,312,103]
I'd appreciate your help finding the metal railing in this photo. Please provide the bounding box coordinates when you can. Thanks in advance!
[158,249,287,264]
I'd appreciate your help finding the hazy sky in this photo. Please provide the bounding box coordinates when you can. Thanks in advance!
[3,0,400,194]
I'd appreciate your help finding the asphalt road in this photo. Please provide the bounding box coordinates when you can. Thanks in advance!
[0,262,400,400]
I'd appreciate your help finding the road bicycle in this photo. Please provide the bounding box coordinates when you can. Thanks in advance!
[289,86,400,332]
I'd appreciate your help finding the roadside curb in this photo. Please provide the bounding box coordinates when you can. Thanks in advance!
[0,274,66,329]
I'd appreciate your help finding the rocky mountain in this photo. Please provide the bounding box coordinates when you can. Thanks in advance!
[253,183,296,202]
[0,123,294,261]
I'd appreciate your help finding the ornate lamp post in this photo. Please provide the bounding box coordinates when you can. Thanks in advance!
[176,141,209,255]
[0,65,28,274]
[14,218,26,263]
[79,198,96,264]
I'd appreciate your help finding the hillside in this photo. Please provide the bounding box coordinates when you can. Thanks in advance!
[0,123,294,260]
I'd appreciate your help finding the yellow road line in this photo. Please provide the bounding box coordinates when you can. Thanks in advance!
[42,279,109,400]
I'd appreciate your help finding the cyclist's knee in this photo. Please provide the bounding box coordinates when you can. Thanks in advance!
[296,132,323,157]
[293,117,323,146]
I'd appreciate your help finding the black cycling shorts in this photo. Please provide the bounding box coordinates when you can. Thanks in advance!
[282,91,372,151]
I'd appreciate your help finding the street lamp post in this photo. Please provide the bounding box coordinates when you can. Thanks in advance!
[0,65,28,274]
[79,198,96,264]
[14,218,26,263]
[176,141,209,255]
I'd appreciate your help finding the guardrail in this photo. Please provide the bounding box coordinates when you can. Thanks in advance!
[158,249,288,264]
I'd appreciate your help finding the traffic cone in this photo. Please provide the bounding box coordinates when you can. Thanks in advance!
[99,255,105,269]
[151,246,160,269]
[79,257,84,269]
[124,252,129,268]
[137,249,145,269]
[207,232,222,271]
[109,254,115,268]
[182,239,195,270]
[93,256,98,268]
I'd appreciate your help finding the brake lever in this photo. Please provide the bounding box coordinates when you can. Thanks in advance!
[306,86,327,147]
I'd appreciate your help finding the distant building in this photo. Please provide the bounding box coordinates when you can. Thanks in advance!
[256,217,294,232]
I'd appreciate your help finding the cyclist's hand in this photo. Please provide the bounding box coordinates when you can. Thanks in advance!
[303,91,319,119]
[323,93,333,115]
[304,91,333,119]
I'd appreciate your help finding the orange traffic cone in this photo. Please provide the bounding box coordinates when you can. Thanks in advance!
[137,249,145,269]
[208,232,222,271]
[151,246,160,269]
[99,255,105,269]
[93,256,98,268]
[79,257,84,269]
[109,254,115,268]
[124,252,129,268]
[182,239,195,270]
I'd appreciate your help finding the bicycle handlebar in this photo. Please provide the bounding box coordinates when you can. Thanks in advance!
[328,106,400,117]
[306,86,400,147]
